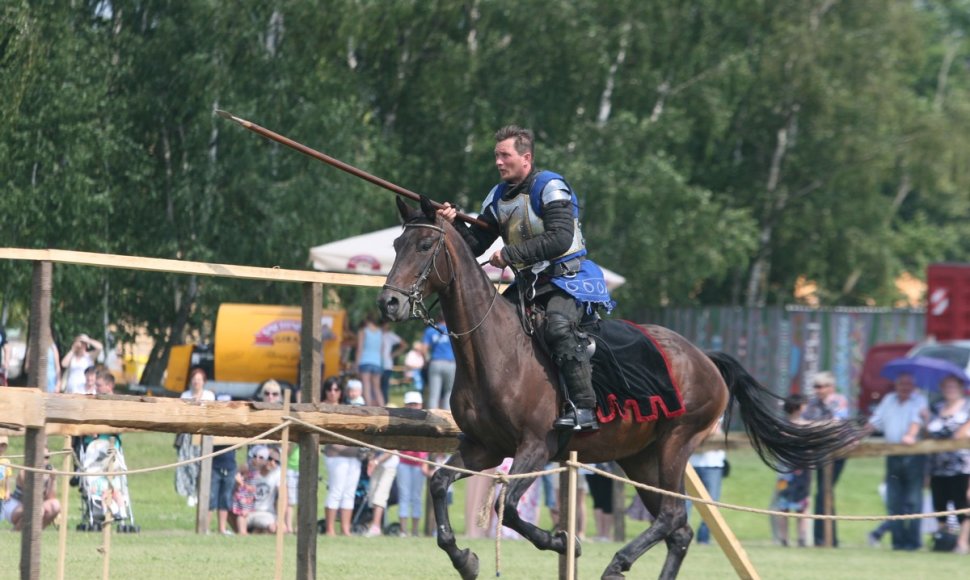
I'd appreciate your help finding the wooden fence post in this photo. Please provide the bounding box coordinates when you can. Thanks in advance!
[20,260,51,580]
[565,452,578,580]
[558,463,569,579]
[275,390,292,580]
[101,511,113,580]
[56,436,72,580]
[20,427,47,580]
[296,282,322,580]
[685,464,760,579]
[611,462,625,542]
[821,462,834,547]
[195,435,213,534]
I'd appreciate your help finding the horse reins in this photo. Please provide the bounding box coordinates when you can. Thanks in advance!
[382,221,499,339]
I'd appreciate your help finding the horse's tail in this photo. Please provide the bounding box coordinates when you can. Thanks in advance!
[708,351,863,471]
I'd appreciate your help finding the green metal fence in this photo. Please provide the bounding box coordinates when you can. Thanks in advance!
[645,306,924,412]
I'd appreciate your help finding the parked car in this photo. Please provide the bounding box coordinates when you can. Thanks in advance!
[906,340,970,375]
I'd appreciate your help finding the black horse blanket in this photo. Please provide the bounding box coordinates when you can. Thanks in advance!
[583,320,684,424]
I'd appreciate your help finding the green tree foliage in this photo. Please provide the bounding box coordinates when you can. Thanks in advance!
[1,1,968,381]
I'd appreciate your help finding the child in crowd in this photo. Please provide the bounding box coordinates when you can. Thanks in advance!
[231,445,267,535]
[404,342,426,392]
[770,394,812,547]
[345,379,366,406]
[0,436,11,517]
[89,473,127,520]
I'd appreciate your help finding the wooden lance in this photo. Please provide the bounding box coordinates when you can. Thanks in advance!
[215,110,492,231]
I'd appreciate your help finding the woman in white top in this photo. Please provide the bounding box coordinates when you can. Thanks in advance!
[175,368,215,506]
[180,367,216,402]
[61,334,102,394]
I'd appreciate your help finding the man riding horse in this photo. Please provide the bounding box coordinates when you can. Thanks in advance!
[220,110,869,579]
[438,125,614,432]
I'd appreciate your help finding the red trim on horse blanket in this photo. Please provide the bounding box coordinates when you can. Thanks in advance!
[583,320,685,424]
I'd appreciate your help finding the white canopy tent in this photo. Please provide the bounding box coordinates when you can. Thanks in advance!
[309,225,626,290]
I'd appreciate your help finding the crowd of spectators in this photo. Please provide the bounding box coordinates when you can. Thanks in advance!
[777,368,970,553]
[5,321,970,553]
[680,368,970,554]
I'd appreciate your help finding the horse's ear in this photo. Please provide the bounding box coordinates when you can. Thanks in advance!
[419,195,437,221]
[396,196,416,223]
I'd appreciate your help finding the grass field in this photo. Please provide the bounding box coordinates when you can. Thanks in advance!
[1,432,967,579]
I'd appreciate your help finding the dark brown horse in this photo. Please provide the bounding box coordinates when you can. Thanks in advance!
[378,198,863,579]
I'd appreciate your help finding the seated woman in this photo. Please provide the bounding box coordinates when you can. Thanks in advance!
[1,448,60,530]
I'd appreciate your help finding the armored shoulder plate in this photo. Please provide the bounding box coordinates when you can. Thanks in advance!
[540,178,571,205]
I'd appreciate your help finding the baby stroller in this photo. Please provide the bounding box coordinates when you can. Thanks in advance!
[75,435,140,533]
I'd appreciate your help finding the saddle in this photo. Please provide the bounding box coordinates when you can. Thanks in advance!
[582,319,685,424]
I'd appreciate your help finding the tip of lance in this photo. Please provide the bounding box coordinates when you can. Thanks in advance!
[214,109,253,129]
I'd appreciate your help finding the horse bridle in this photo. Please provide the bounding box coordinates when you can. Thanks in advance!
[382,221,499,338]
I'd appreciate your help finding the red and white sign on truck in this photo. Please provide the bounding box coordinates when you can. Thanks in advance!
[926,263,970,341]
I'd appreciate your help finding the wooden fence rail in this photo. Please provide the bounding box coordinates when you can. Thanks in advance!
[4,247,967,580]
[0,388,461,452]
[0,248,385,287]
[9,396,966,459]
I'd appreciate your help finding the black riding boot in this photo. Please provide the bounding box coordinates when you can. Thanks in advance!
[552,358,599,432]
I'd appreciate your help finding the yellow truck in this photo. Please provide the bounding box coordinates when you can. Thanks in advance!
[164,303,345,398]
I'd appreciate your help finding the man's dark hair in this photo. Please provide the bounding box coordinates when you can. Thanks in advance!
[783,393,807,416]
[494,125,534,156]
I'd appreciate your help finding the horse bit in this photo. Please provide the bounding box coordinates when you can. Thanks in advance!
[382,221,499,339]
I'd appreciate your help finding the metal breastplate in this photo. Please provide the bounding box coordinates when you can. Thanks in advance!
[494,191,586,270]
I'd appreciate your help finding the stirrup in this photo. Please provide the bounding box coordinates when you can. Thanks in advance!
[553,407,599,432]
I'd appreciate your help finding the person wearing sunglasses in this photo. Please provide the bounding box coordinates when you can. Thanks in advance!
[255,379,284,403]
[802,370,850,547]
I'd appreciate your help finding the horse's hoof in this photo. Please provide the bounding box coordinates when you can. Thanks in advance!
[455,548,479,580]
[552,530,583,557]
[601,573,625,580]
